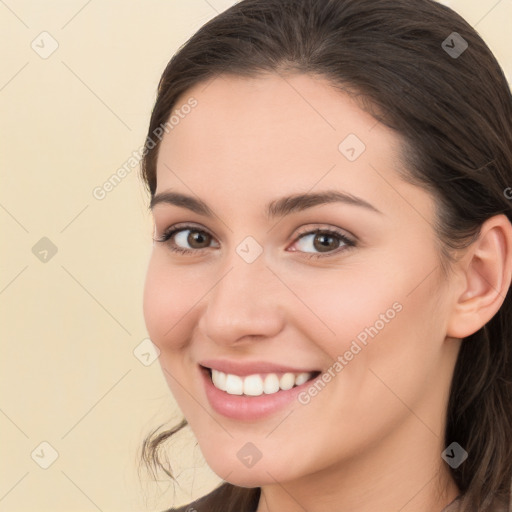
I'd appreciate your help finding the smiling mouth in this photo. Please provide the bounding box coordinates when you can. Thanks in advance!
[201,366,321,396]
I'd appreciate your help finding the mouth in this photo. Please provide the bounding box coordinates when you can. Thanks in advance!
[200,365,321,397]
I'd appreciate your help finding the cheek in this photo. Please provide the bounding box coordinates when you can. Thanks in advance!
[142,253,201,350]
[284,244,443,356]
[280,262,407,359]
[282,251,446,411]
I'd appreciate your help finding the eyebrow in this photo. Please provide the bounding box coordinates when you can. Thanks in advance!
[149,190,382,218]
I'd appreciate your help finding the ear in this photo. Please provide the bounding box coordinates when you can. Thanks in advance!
[446,214,512,339]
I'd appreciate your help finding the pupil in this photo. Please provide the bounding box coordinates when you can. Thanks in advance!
[314,233,338,252]
[189,231,209,248]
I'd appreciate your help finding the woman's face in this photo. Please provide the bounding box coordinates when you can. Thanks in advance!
[143,73,460,486]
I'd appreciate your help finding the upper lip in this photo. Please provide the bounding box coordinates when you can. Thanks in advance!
[199,359,320,376]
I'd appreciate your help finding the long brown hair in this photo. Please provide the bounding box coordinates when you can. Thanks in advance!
[138,1,512,510]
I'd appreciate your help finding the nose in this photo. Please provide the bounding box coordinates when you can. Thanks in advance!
[199,257,285,347]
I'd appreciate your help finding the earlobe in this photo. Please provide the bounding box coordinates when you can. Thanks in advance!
[446,214,512,339]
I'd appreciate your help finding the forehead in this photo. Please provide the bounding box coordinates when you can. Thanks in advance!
[154,73,422,220]
[159,73,389,168]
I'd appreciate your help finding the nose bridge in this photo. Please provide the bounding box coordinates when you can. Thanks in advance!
[201,250,284,344]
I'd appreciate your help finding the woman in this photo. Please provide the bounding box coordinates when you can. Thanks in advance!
[139,0,512,510]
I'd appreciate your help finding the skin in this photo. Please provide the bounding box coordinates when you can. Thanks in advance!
[143,73,512,512]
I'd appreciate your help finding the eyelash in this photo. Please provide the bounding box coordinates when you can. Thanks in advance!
[153,223,356,259]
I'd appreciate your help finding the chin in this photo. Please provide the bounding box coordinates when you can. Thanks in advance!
[222,471,281,488]
[207,457,297,487]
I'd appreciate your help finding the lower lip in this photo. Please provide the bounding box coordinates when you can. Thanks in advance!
[200,366,318,421]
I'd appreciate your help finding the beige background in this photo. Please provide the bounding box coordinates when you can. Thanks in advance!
[0,1,510,511]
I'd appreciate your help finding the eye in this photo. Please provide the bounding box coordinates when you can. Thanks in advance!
[154,223,356,259]
[154,224,219,254]
[288,228,355,258]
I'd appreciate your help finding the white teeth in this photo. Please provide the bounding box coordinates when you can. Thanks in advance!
[224,374,243,395]
[210,369,315,396]
[211,369,227,391]
[243,375,263,396]
[295,372,310,386]
[279,372,295,390]
[263,374,280,394]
